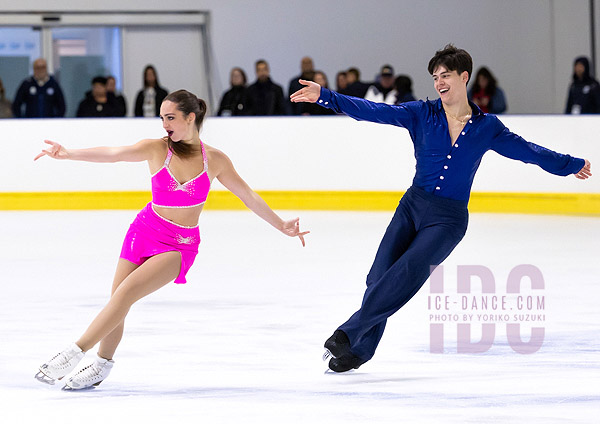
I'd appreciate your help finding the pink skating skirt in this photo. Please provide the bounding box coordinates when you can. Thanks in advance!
[120,202,200,284]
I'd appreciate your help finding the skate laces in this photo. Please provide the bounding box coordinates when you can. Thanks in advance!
[73,361,107,383]
[73,364,98,382]
[48,348,76,368]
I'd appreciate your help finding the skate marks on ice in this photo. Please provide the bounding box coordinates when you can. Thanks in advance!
[0,211,599,423]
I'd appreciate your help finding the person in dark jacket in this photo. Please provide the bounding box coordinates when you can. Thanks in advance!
[365,65,398,104]
[344,67,370,98]
[336,71,348,94]
[106,76,127,117]
[565,56,600,114]
[217,67,253,116]
[299,71,336,116]
[247,60,285,116]
[134,65,168,117]
[394,75,417,104]
[288,56,315,115]
[76,76,120,118]
[12,58,66,118]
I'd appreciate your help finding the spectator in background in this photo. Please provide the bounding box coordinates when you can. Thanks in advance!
[0,77,13,118]
[288,56,315,115]
[344,67,370,98]
[247,59,285,116]
[106,76,127,117]
[76,76,119,118]
[12,58,65,118]
[394,75,417,104]
[336,71,348,94]
[565,56,600,114]
[365,65,397,104]
[134,65,168,117]
[468,66,507,114]
[300,71,336,116]
[218,67,253,116]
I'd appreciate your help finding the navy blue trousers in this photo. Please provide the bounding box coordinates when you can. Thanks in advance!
[339,186,469,361]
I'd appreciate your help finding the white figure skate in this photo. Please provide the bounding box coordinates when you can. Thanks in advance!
[62,355,114,390]
[35,343,85,385]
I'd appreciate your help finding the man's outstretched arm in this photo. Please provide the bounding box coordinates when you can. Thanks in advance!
[291,79,416,128]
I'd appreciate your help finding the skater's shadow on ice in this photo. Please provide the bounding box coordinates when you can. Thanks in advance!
[50,377,432,399]
[53,386,295,399]
[324,372,431,385]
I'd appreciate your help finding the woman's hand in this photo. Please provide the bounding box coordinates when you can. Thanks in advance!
[575,159,592,180]
[280,217,310,247]
[290,79,321,104]
[34,140,68,161]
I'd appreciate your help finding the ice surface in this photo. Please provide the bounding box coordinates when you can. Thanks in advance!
[0,210,598,423]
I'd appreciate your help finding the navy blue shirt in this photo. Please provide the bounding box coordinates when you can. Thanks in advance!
[317,88,585,202]
[12,76,66,118]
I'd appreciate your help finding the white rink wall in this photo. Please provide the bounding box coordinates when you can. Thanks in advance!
[1,115,598,194]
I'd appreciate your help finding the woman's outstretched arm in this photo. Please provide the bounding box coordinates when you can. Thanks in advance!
[34,138,159,163]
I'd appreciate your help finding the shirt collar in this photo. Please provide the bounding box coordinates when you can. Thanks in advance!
[433,97,483,117]
[35,76,50,87]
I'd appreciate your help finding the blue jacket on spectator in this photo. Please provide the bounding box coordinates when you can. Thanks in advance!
[12,76,66,118]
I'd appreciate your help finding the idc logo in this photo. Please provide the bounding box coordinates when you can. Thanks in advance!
[428,265,545,354]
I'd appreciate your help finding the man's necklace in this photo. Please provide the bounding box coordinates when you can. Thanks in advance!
[445,110,472,125]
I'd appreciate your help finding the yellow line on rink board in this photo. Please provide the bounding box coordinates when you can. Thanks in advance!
[0,191,598,216]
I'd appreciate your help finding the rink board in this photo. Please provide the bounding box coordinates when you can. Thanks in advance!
[0,115,598,215]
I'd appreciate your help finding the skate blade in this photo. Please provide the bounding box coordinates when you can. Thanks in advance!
[62,380,103,391]
[34,370,55,385]
[322,349,334,362]
[323,357,359,374]
[324,367,356,374]
[62,384,97,391]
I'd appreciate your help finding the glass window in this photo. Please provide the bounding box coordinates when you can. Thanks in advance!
[51,27,122,117]
[0,27,42,102]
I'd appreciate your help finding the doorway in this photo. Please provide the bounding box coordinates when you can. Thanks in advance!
[0,12,214,117]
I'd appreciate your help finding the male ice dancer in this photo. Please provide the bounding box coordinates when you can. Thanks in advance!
[291,44,592,372]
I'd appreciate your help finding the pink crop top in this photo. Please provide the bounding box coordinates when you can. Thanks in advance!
[151,141,210,208]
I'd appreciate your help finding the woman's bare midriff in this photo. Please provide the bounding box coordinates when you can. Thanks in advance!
[152,204,204,228]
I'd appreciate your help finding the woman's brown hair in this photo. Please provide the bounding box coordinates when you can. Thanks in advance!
[163,90,208,158]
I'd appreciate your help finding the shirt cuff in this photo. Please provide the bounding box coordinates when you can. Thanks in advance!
[316,87,333,107]
[569,157,586,175]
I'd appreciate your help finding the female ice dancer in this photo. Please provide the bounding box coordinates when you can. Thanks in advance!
[34,89,309,389]
[291,44,591,373]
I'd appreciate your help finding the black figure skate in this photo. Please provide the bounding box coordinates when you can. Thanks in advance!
[323,330,365,372]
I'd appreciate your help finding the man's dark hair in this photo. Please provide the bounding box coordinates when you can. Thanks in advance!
[427,44,473,82]
[92,76,107,85]
[394,75,413,94]
[347,67,360,80]
[255,59,268,68]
